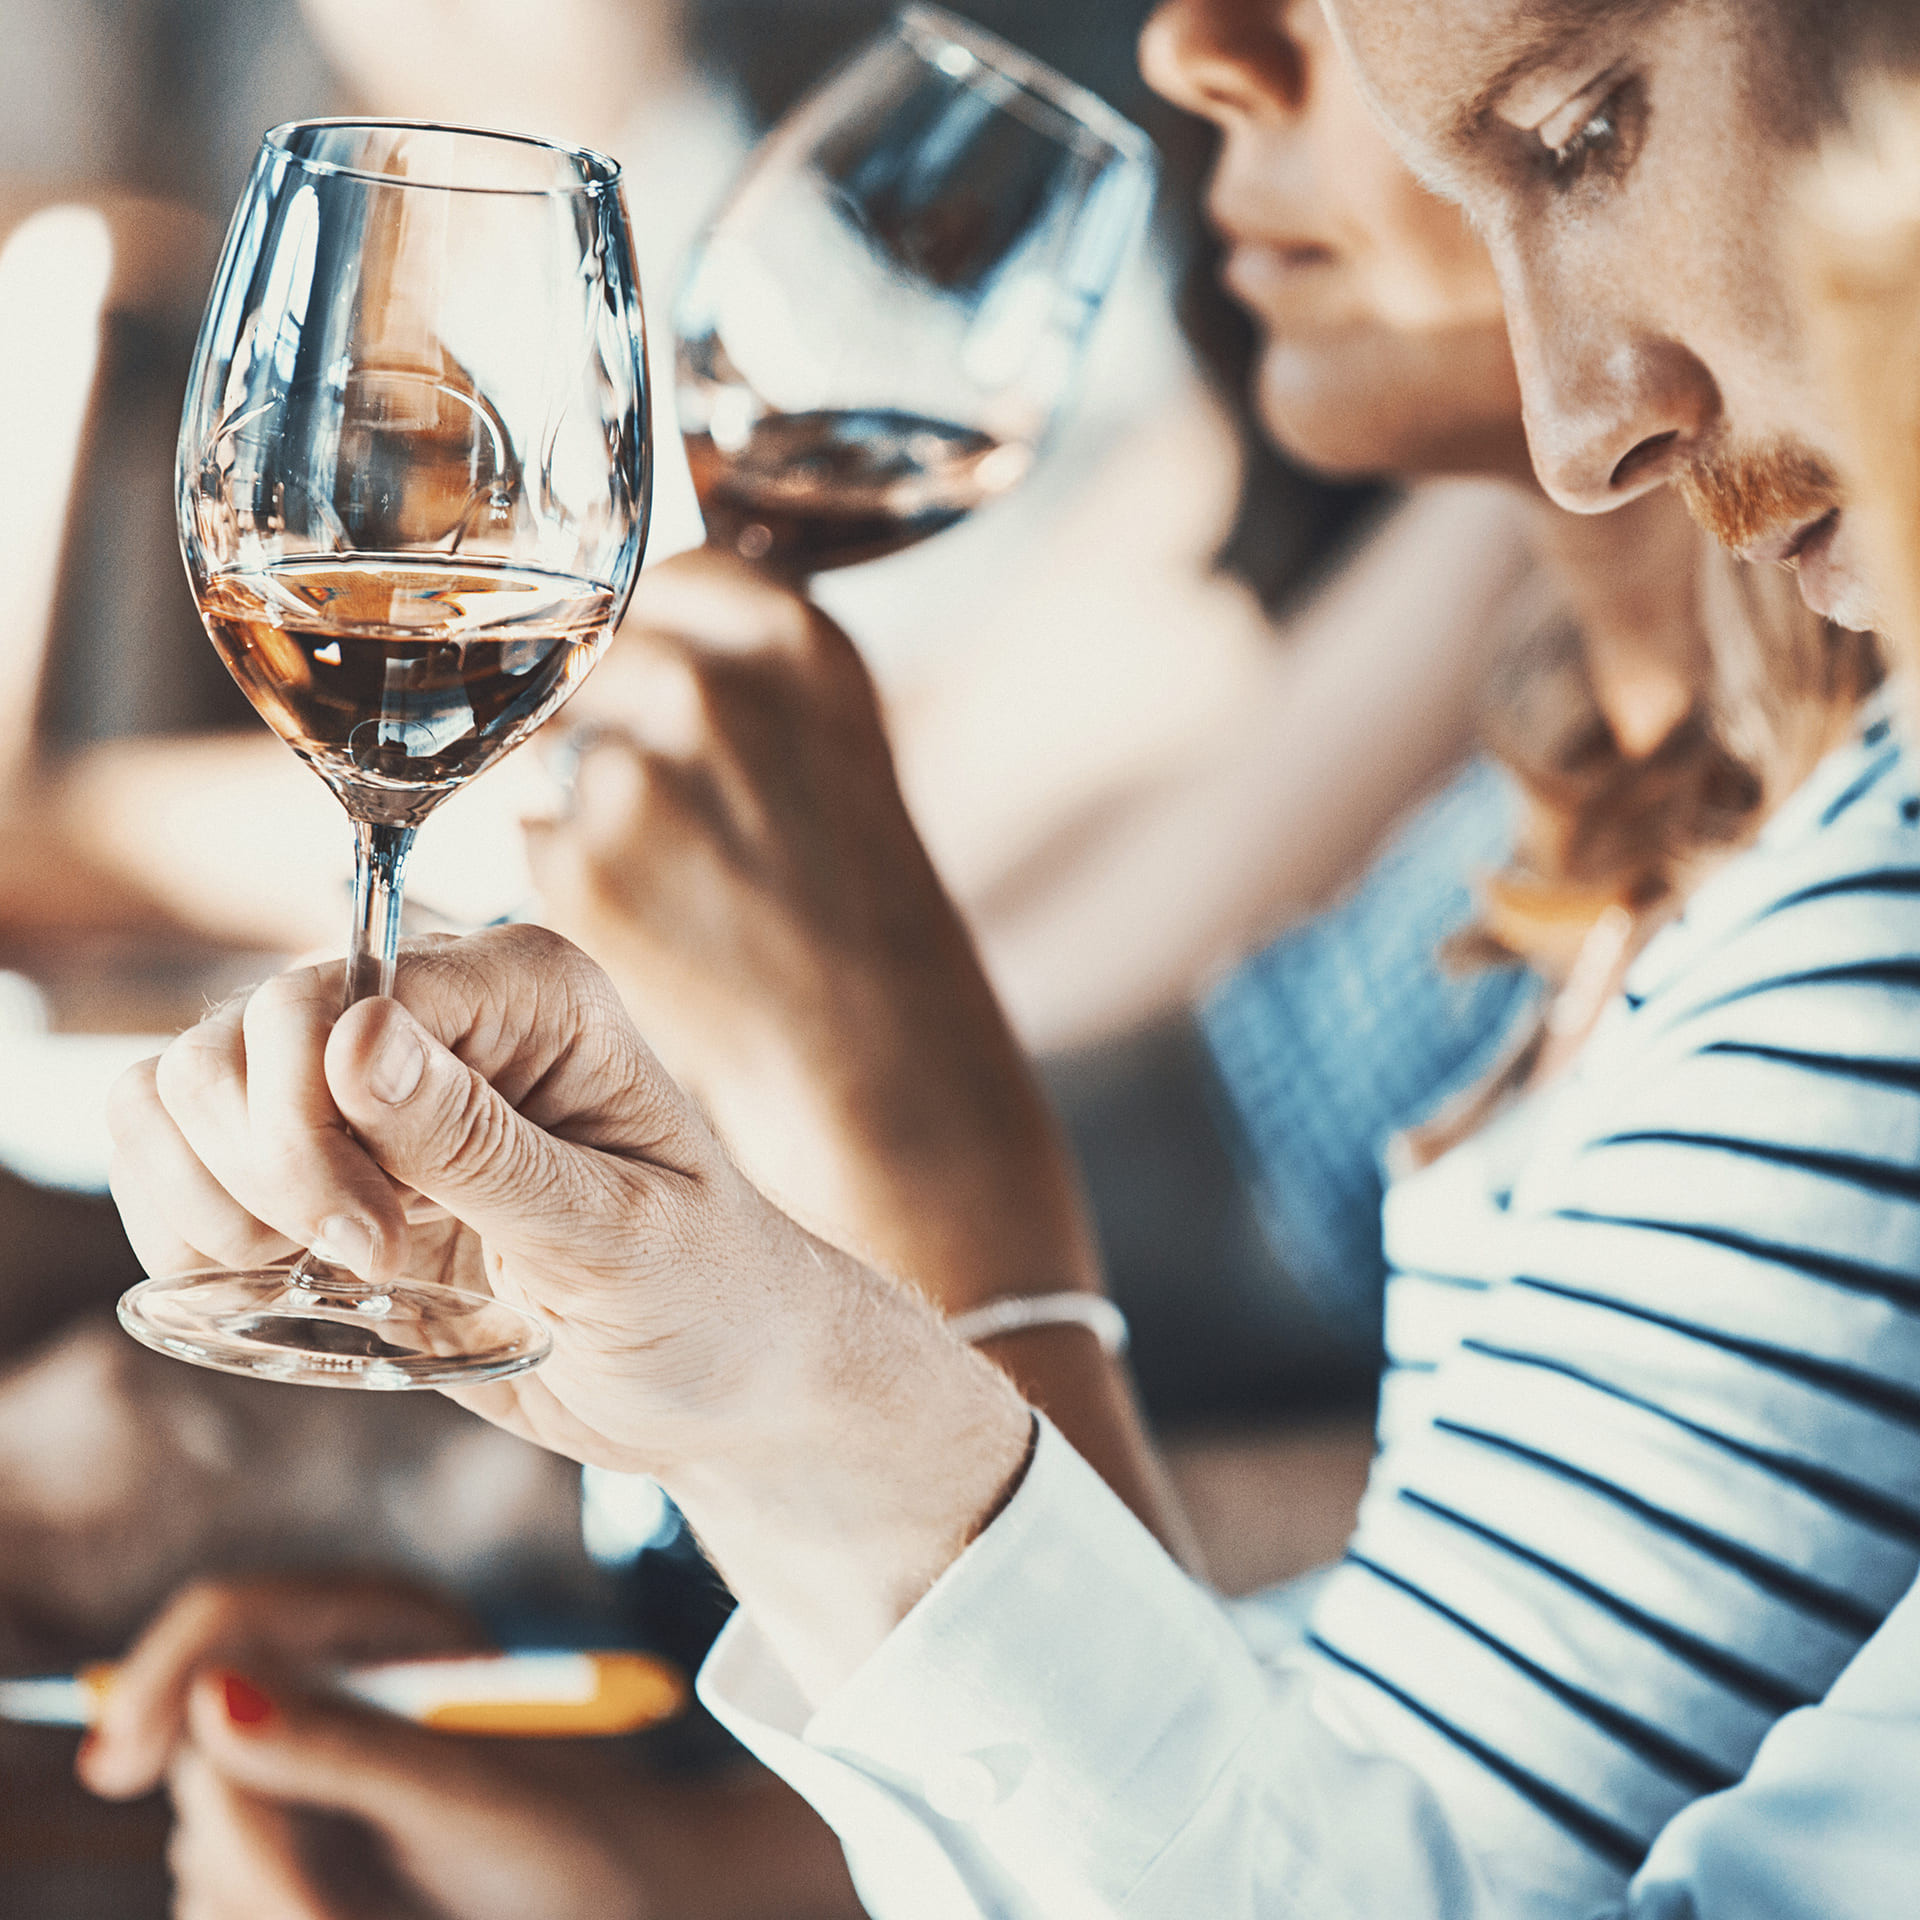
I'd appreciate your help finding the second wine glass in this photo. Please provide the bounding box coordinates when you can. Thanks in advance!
[118,119,651,1390]
[674,5,1157,579]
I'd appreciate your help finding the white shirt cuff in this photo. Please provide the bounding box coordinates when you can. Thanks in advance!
[697,1417,1479,1920]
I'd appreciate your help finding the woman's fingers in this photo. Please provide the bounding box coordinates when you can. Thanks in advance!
[82,1574,483,1801]
[621,544,822,659]
[168,1747,340,1920]
[181,1666,500,1832]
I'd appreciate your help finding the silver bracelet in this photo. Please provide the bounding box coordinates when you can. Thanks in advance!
[946,1292,1130,1358]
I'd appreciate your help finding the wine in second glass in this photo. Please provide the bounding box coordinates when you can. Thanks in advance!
[117,120,650,1390]
[676,5,1157,577]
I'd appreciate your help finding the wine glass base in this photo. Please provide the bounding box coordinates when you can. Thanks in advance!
[117,1266,551,1390]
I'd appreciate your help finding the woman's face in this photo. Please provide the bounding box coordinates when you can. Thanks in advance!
[1140,0,1534,482]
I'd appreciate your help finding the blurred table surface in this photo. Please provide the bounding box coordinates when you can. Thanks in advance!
[0,1723,167,1919]
[0,929,288,1037]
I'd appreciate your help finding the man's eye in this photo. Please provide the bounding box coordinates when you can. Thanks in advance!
[1539,78,1642,189]
[1549,108,1616,179]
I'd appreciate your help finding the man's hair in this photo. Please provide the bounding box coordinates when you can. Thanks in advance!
[1850,0,1920,69]
[1811,2,1920,119]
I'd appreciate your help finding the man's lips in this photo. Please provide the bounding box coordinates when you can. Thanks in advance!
[1741,508,1842,569]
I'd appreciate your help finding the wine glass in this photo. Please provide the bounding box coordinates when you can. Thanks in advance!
[117,120,650,1390]
[674,5,1157,578]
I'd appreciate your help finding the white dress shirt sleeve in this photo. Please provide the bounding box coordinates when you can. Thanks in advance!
[697,1417,1489,1920]
[1620,1572,1920,1920]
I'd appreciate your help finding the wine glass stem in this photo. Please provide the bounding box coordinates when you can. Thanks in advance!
[282,817,418,1295]
[346,818,417,1010]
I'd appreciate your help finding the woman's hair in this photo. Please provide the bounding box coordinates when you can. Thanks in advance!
[1462,549,1884,978]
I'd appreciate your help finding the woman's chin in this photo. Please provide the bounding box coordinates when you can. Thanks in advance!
[1254,334,1528,484]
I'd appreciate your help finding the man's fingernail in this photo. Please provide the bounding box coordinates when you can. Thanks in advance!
[313,1215,375,1276]
[368,1012,426,1105]
[221,1673,275,1730]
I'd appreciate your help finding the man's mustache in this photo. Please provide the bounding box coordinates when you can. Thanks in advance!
[1677,440,1844,553]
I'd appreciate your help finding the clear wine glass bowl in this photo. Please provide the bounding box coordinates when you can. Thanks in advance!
[675,4,1157,578]
[119,119,651,1390]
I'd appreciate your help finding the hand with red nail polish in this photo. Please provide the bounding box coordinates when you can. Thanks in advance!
[77,1572,482,1802]
[160,1666,853,1920]
[89,1569,860,1918]
[219,1671,275,1728]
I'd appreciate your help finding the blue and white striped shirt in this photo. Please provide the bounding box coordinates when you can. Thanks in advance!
[1201,756,1536,1342]
[1305,704,1920,1910]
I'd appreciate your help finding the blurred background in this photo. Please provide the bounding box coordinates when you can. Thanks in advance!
[0,2,1391,1910]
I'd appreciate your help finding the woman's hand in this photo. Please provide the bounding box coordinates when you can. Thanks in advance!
[523,556,1191,1561]
[84,1572,861,1920]
[163,1672,650,1920]
[161,1667,860,1920]
[80,1571,482,1802]
[528,549,1101,1311]
[106,927,1032,1696]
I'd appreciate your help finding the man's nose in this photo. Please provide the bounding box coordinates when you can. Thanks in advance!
[1139,0,1306,126]
[1508,299,1719,513]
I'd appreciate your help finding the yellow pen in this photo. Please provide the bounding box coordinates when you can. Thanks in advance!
[0,1650,686,1738]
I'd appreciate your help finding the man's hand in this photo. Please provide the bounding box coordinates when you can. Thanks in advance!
[528,549,1102,1311]
[106,928,1032,1697]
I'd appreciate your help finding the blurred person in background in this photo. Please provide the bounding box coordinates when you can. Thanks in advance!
[75,6,1888,1919]
[16,0,1516,1076]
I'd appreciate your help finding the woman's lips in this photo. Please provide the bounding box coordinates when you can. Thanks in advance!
[1219,238,1340,315]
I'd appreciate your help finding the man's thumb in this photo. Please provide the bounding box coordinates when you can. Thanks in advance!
[323,997,583,1264]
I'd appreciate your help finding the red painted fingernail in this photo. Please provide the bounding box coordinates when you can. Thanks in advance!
[75,1730,98,1770]
[221,1672,274,1729]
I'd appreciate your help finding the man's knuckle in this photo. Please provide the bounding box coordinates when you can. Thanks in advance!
[444,1072,512,1170]
[154,1028,224,1112]
[244,970,299,1021]
[106,1058,161,1145]
[488,921,570,975]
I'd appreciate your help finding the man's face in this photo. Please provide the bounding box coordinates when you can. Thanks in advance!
[1320,0,1881,629]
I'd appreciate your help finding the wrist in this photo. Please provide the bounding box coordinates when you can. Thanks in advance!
[662,1237,1034,1700]
[819,1083,1105,1314]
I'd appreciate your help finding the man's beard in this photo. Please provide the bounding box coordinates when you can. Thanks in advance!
[1676,439,1844,553]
